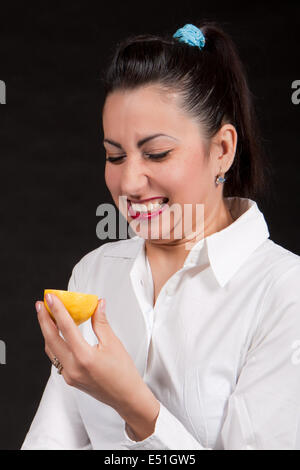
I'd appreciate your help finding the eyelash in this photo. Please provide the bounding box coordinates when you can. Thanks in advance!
[105,150,171,163]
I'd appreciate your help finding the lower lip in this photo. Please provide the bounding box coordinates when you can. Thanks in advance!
[128,201,169,220]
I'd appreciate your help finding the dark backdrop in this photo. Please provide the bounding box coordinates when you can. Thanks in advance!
[0,1,299,450]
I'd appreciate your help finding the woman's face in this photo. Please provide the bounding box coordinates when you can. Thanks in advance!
[102,84,235,247]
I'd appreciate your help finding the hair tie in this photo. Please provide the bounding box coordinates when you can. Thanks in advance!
[173,23,205,50]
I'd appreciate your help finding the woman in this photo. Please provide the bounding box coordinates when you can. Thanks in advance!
[21,22,300,450]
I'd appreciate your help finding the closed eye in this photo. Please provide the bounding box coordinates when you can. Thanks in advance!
[106,150,172,164]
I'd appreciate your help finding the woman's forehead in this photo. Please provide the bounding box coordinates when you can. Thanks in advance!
[102,87,201,139]
[103,85,183,115]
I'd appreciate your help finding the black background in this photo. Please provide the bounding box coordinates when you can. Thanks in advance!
[0,1,299,450]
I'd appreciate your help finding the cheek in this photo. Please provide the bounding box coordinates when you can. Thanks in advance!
[177,155,212,203]
[170,155,207,190]
[104,165,119,195]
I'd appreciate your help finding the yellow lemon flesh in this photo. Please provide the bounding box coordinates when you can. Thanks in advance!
[44,289,99,326]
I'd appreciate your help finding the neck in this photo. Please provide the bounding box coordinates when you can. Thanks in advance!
[144,198,234,265]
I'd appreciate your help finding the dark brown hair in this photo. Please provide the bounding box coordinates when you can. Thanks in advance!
[101,20,273,202]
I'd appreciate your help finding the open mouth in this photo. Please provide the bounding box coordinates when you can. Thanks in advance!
[127,197,169,218]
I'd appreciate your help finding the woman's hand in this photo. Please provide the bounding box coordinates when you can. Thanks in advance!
[35,294,160,439]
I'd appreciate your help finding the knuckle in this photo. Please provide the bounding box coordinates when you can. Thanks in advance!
[64,369,81,387]
[75,350,92,369]
[64,373,74,386]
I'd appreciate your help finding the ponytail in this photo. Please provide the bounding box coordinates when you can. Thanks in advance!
[102,20,274,202]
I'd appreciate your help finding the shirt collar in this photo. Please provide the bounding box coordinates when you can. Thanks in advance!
[191,197,270,287]
[104,197,270,288]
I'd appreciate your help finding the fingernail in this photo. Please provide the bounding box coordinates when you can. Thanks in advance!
[35,302,41,313]
[99,298,105,309]
[46,293,53,306]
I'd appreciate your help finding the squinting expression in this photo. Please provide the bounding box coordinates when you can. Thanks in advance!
[102,84,224,244]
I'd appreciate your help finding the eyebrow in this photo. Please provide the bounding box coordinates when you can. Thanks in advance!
[103,133,177,149]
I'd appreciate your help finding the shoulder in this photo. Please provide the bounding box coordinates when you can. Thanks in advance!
[253,240,300,336]
[253,238,300,285]
[71,236,143,277]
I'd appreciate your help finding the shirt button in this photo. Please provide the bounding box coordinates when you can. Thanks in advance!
[140,279,144,286]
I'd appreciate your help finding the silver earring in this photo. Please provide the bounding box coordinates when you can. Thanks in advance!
[215,174,226,185]
[215,167,227,186]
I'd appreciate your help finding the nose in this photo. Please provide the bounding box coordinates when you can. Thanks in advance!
[119,156,149,200]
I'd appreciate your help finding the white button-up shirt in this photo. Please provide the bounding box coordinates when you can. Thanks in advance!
[21,197,300,450]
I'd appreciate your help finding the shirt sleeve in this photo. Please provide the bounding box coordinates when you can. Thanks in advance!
[21,267,92,450]
[122,262,300,450]
[122,402,208,450]
[21,365,92,450]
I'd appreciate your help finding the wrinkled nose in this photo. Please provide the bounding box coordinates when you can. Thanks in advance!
[119,158,149,201]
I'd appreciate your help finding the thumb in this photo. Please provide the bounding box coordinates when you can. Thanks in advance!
[91,298,110,342]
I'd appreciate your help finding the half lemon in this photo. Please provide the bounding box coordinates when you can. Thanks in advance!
[44,289,99,326]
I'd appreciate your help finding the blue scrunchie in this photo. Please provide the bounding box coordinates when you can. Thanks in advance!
[173,23,205,50]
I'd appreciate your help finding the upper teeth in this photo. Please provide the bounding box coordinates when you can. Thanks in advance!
[130,198,167,212]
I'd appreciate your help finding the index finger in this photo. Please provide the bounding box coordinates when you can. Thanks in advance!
[45,293,88,353]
